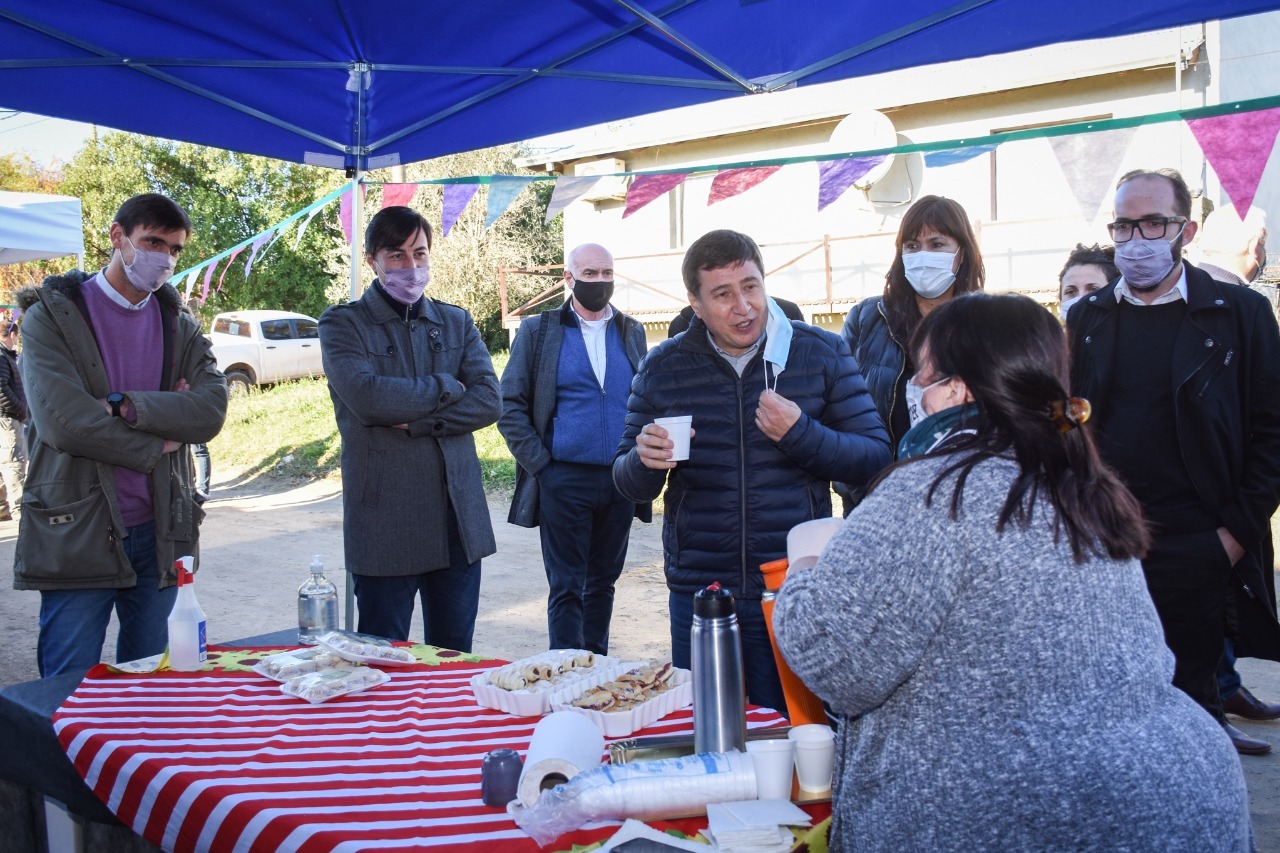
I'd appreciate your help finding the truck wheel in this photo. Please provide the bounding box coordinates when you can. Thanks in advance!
[226,371,252,396]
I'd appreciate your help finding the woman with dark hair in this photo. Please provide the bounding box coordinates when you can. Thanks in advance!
[840,195,985,464]
[775,293,1250,850]
[1058,242,1118,316]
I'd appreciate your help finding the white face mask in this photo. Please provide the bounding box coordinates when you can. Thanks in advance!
[1059,293,1083,318]
[905,375,951,428]
[121,236,176,293]
[903,251,957,299]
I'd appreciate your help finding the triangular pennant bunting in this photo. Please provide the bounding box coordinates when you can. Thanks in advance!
[623,173,687,219]
[243,230,275,280]
[339,184,368,245]
[1188,106,1280,218]
[442,184,481,237]
[1049,127,1138,222]
[923,144,1000,168]
[708,166,782,205]
[201,264,215,303]
[183,268,198,300]
[544,176,603,223]
[381,183,418,210]
[217,247,245,293]
[295,207,322,249]
[817,156,886,212]
[484,176,535,229]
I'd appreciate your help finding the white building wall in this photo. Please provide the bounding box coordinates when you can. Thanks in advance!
[529,13,1280,336]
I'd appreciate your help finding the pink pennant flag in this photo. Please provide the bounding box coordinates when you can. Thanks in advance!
[217,247,245,293]
[623,173,687,219]
[338,184,368,245]
[442,184,481,237]
[243,230,275,280]
[1188,106,1280,218]
[708,166,782,205]
[381,183,418,210]
[201,264,215,303]
[817,156,886,212]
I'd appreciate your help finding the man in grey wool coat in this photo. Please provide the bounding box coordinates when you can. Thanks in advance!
[319,205,500,652]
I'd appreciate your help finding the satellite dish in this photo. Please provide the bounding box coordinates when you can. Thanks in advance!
[827,109,897,189]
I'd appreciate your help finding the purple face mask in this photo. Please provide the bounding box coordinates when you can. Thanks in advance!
[122,237,176,293]
[1114,224,1185,290]
[379,264,430,305]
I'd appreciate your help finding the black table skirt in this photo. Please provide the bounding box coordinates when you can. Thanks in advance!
[0,629,299,824]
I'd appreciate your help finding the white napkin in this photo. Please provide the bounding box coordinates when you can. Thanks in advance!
[704,800,810,852]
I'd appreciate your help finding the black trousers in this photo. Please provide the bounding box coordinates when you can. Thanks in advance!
[1141,529,1233,720]
[537,460,634,655]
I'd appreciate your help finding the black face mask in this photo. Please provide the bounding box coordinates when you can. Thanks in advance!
[572,278,614,313]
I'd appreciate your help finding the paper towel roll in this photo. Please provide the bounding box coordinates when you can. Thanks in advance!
[517,711,606,806]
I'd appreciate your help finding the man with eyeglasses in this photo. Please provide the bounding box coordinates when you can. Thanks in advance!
[1068,169,1280,755]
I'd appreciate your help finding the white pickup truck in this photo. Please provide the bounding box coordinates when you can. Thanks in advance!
[209,310,325,393]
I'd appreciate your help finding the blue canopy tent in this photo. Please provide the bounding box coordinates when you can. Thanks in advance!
[3,1,1278,172]
[2,0,1278,295]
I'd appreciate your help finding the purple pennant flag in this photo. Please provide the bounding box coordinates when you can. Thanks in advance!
[243,230,275,280]
[201,264,215,303]
[442,184,481,237]
[817,156,887,212]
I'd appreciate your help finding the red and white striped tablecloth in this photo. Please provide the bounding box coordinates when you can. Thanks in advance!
[53,651,791,853]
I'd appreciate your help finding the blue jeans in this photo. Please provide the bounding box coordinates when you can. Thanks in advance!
[669,589,787,716]
[538,461,634,654]
[352,507,481,652]
[37,521,176,677]
[1218,638,1242,701]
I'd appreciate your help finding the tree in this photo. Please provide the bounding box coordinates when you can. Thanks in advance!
[364,146,564,349]
[58,131,347,324]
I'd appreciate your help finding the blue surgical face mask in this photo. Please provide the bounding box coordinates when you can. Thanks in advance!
[762,296,792,390]
[903,251,957,299]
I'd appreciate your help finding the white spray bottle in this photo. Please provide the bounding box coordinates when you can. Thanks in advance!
[167,555,207,671]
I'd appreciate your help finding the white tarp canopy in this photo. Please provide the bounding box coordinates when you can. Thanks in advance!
[0,191,84,265]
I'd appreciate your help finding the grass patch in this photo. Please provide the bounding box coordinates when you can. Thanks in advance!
[209,352,517,492]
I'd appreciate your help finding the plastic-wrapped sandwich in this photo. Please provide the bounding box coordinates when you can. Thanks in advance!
[281,666,391,704]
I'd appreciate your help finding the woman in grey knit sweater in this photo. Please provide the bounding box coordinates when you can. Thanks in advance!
[774,293,1250,851]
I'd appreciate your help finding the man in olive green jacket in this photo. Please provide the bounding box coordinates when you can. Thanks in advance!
[14,194,228,677]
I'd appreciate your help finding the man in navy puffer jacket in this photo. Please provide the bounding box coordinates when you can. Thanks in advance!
[613,230,890,713]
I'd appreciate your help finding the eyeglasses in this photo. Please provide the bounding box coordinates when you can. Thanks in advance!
[1106,216,1187,243]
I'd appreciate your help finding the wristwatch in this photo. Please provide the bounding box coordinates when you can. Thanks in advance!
[106,392,126,418]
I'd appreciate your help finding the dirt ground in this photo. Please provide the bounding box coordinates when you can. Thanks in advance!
[1,472,1279,848]
[0,472,671,686]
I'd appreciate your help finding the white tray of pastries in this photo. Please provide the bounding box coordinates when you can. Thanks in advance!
[471,649,626,716]
[551,662,691,737]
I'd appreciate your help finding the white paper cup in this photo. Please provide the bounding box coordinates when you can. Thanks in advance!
[786,518,844,573]
[654,415,693,461]
[789,724,835,793]
[746,738,796,800]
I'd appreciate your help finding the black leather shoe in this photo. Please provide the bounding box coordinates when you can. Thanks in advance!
[1223,686,1280,721]
[1223,722,1272,756]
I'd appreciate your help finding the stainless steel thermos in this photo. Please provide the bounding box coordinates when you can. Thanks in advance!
[691,582,747,753]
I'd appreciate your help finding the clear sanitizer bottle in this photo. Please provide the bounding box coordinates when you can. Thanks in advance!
[298,554,338,644]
